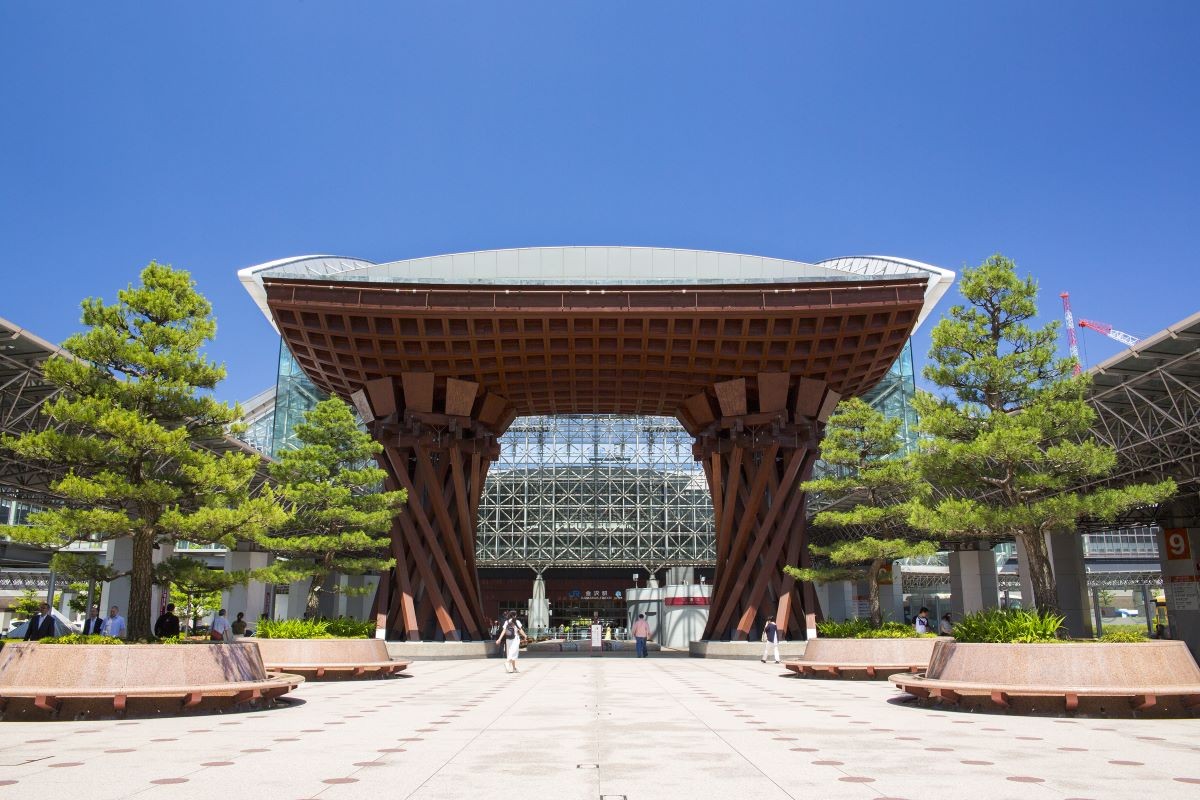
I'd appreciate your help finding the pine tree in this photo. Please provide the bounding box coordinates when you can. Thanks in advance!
[254,397,405,618]
[909,254,1175,613]
[0,263,284,640]
[785,397,935,627]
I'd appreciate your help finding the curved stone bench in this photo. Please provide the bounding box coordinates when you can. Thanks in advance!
[785,637,943,679]
[0,642,302,720]
[888,640,1200,716]
[253,638,408,680]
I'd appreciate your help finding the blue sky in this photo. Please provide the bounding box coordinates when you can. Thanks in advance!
[2,2,1197,404]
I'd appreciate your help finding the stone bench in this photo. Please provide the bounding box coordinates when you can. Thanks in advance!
[888,640,1200,716]
[784,637,942,679]
[253,638,409,679]
[0,642,302,719]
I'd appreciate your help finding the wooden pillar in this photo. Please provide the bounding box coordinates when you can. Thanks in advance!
[351,374,513,642]
[679,374,839,642]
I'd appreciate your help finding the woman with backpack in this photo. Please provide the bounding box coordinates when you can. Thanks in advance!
[495,610,529,673]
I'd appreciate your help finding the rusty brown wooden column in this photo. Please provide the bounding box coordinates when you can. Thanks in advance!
[352,373,514,641]
[679,373,841,641]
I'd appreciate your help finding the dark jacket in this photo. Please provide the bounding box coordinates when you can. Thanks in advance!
[81,616,105,635]
[23,613,55,641]
[153,612,181,638]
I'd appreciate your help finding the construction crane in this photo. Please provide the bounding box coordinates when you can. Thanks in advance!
[1078,318,1141,347]
[1059,293,1083,375]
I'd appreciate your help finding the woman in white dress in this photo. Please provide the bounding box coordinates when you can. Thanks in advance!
[494,610,529,673]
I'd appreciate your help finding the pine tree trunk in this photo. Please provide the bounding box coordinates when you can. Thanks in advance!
[305,572,325,619]
[127,529,155,641]
[868,558,885,628]
[1018,529,1060,615]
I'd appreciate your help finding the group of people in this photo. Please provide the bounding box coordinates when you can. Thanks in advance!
[912,607,954,635]
[24,603,127,640]
[21,602,252,641]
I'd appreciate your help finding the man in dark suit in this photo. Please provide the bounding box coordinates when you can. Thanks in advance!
[153,603,181,638]
[81,605,105,635]
[23,602,56,641]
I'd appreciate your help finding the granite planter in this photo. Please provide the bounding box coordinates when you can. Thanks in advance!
[0,641,302,720]
[252,637,407,680]
[785,636,942,679]
[889,639,1200,716]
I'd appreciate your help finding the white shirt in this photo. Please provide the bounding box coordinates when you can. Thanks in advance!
[105,615,127,638]
[211,615,232,636]
[914,616,930,634]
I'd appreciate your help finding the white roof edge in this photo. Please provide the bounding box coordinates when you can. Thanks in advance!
[237,249,956,335]
[237,255,375,334]
[815,255,956,333]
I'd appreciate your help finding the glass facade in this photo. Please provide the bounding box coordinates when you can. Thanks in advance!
[476,416,713,567]
[269,340,325,458]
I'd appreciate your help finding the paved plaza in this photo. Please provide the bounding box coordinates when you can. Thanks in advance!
[1,657,1198,799]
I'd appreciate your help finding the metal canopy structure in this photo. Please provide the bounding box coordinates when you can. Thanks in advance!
[244,247,954,642]
[0,315,272,510]
[1083,309,1200,528]
[0,316,72,504]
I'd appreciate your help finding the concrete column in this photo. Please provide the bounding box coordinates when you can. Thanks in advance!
[823,581,856,621]
[1159,526,1200,659]
[287,578,312,619]
[1047,532,1093,638]
[221,549,271,624]
[1016,533,1093,636]
[949,545,1000,617]
[100,538,134,618]
[883,562,905,623]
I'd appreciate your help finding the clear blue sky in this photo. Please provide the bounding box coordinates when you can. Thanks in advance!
[2,2,1197,404]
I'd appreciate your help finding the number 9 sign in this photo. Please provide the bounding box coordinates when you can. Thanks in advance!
[1165,529,1192,560]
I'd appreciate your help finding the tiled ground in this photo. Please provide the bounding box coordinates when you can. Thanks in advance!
[1,657,1198,799]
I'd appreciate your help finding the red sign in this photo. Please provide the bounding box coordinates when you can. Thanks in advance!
[1165,529,1192,561]
[664,597,710,606]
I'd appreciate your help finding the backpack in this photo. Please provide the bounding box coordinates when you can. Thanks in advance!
[505,620,517,640]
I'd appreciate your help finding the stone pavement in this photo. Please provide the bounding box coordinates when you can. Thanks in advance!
[1,657,1198,799]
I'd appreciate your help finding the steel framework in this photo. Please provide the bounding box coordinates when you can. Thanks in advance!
[1081,310,1200,527]
[476,416,715,568]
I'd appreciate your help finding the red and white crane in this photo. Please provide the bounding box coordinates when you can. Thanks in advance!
[1078,318,1141,347]
[1059,292,1141,373]
[1059,292,1083,375]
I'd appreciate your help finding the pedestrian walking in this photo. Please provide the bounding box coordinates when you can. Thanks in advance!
[631,613,651,658]
[494,610,528,673]
[210,608,233,642]
[913,607,931,634]
[760,615,780,664]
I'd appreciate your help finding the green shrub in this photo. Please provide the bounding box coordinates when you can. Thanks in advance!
[256,618,333,639]
[1099,628,1149,643]
[816,619,873,639]
[323,618,374,638]
[951,608,1065,643]
[39,634,124,645]
[257,617,375,639]
[816,619,930,639]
